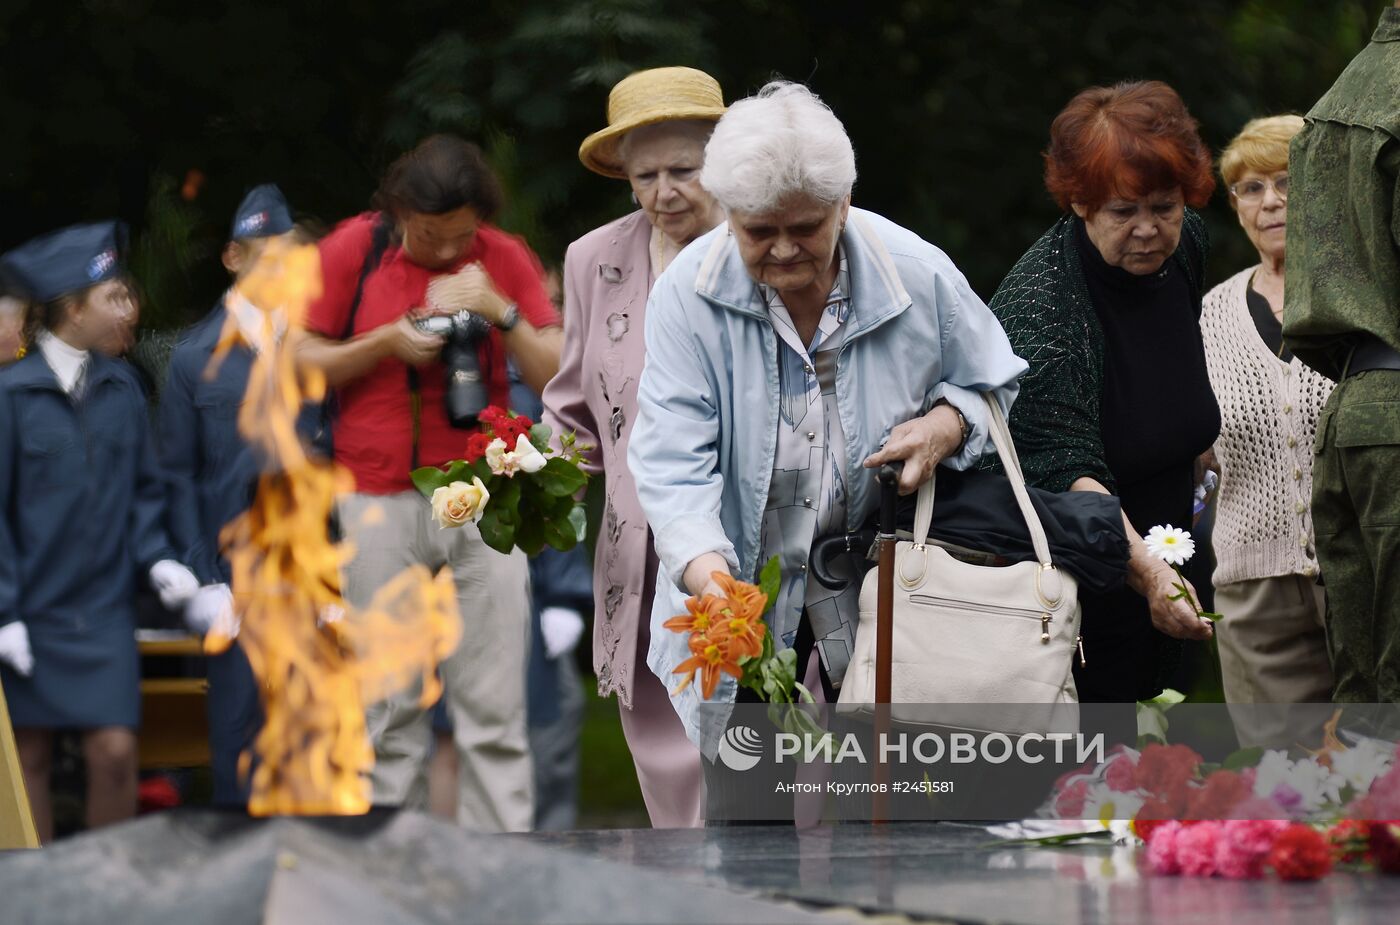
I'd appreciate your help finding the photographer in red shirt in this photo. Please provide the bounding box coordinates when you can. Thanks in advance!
[300,135,561,832]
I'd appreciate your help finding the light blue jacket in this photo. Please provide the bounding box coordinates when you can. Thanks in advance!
[628,208,1028,752]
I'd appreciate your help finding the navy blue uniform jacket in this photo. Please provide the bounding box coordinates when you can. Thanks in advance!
[0,350,174,727]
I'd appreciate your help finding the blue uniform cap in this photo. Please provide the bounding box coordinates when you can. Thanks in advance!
[230,184,294,241]
[0,220,128,303]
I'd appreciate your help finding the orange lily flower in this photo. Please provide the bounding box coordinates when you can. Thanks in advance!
[671,632,744,700]
[720,610,766,660]
[663,593,725,636]
[713,572,767,622]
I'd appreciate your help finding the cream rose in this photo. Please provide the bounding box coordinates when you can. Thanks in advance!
[431,477,490,528]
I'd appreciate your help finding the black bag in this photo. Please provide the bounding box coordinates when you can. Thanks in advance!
[811,466,1130,596]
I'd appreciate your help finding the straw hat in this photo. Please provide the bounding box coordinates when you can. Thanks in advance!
[578,67,727,179]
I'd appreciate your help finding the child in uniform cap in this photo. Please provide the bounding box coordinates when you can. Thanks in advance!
[156,183,306,807]
[0,221,200,841]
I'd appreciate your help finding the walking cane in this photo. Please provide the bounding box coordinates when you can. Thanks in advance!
[871,463,900,824]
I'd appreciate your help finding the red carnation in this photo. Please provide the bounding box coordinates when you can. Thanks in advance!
[464,432,495,463]
[1186,770,1252,822]
[1134,816,1170,844]
[1104,750,1138,792]
[1328,819,1372,865]
[1266,824,1333,881]
[1370,821,1400,874]
[480,405,511,433]
[1134,743,1202,815]
[1051,777,1090,818]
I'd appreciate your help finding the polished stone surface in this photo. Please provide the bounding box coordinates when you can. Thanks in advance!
[524,822,1400,924]
[0,810,838,925]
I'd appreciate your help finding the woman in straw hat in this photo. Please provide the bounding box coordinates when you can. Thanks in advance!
[541,66,727,827]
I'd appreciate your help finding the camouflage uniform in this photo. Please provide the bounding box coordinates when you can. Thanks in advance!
[1283,7,1400,702]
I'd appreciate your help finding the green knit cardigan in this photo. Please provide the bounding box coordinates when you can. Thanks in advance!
[986,210,1209,494]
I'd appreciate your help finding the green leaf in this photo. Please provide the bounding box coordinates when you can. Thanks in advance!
[533,456,589,497]
[529,422,553,453]
[476,509,516,555]
[1223,746,1265,770]
[493,477,522,511]
[516,517,546,556]
[541,514,580,552]
[988,830,1114,849]
[758,556,782,615]
[1145,688,1186,707]
[566,504,588,543]
[410,460,475,498]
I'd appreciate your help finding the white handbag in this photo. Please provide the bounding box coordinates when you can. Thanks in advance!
[836,392,1082,733]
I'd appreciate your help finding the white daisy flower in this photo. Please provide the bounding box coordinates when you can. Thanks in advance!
[1144,524,1195,566]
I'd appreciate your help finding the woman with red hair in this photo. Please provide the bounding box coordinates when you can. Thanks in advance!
[988,81,1220,703]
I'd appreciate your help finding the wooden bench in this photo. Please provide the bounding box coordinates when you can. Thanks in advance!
[136,633,210,770]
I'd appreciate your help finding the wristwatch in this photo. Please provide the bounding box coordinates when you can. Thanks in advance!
[934,398,968,453]
[495,302,520,332]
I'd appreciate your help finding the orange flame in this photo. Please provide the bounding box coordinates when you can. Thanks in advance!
[206,238,461,815]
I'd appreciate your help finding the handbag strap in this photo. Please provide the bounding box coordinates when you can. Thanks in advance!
[910,393,1056,572]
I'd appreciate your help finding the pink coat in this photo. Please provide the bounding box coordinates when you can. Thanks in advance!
[542,210,656,707]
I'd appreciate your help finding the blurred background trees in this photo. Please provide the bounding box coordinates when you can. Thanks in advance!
[0,0,1380,325]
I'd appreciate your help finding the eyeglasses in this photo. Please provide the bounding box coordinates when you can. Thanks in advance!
[1229,174,1288,204]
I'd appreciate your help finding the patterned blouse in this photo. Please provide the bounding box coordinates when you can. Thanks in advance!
[758,248,859,685]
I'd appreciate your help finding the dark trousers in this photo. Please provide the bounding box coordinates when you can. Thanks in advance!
[1072,586,1179,703]
[1311,369,1400,702]
[207,642,262,806]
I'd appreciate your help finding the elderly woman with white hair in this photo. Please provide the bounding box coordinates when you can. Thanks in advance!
[628,81,1027,754]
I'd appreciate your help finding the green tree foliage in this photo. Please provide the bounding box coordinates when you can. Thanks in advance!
[0,0,1384,325]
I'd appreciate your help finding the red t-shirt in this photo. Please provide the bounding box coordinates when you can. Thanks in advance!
[306,212,560,495]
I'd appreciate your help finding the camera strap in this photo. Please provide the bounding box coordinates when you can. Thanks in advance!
[317,214,394,461]
[407,366,422,471]
[340,214,394,341]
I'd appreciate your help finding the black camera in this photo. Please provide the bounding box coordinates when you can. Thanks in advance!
[413,310,494,428]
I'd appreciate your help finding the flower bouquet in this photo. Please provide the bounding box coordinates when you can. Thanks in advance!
[410,406,589,556]
[994,708,1400,882]
[666,557,827,741]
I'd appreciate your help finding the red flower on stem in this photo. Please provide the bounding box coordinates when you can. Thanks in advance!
[1328,819,1372,865]
[463,432,494,463]
[1186,770,1252,822]
[1134,743,1202,815]
[1267,824,1333,881]
[1370,821,1400,874]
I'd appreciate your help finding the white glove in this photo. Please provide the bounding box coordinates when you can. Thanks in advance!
[185,584,237,638]
[150,560,201,611]
[0,622,34,677]
[540,606,585,660]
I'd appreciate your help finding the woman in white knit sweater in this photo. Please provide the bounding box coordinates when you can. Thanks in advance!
[1200,115,1334,724]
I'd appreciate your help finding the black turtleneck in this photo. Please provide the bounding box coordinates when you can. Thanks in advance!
[1074,218,1220,536]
